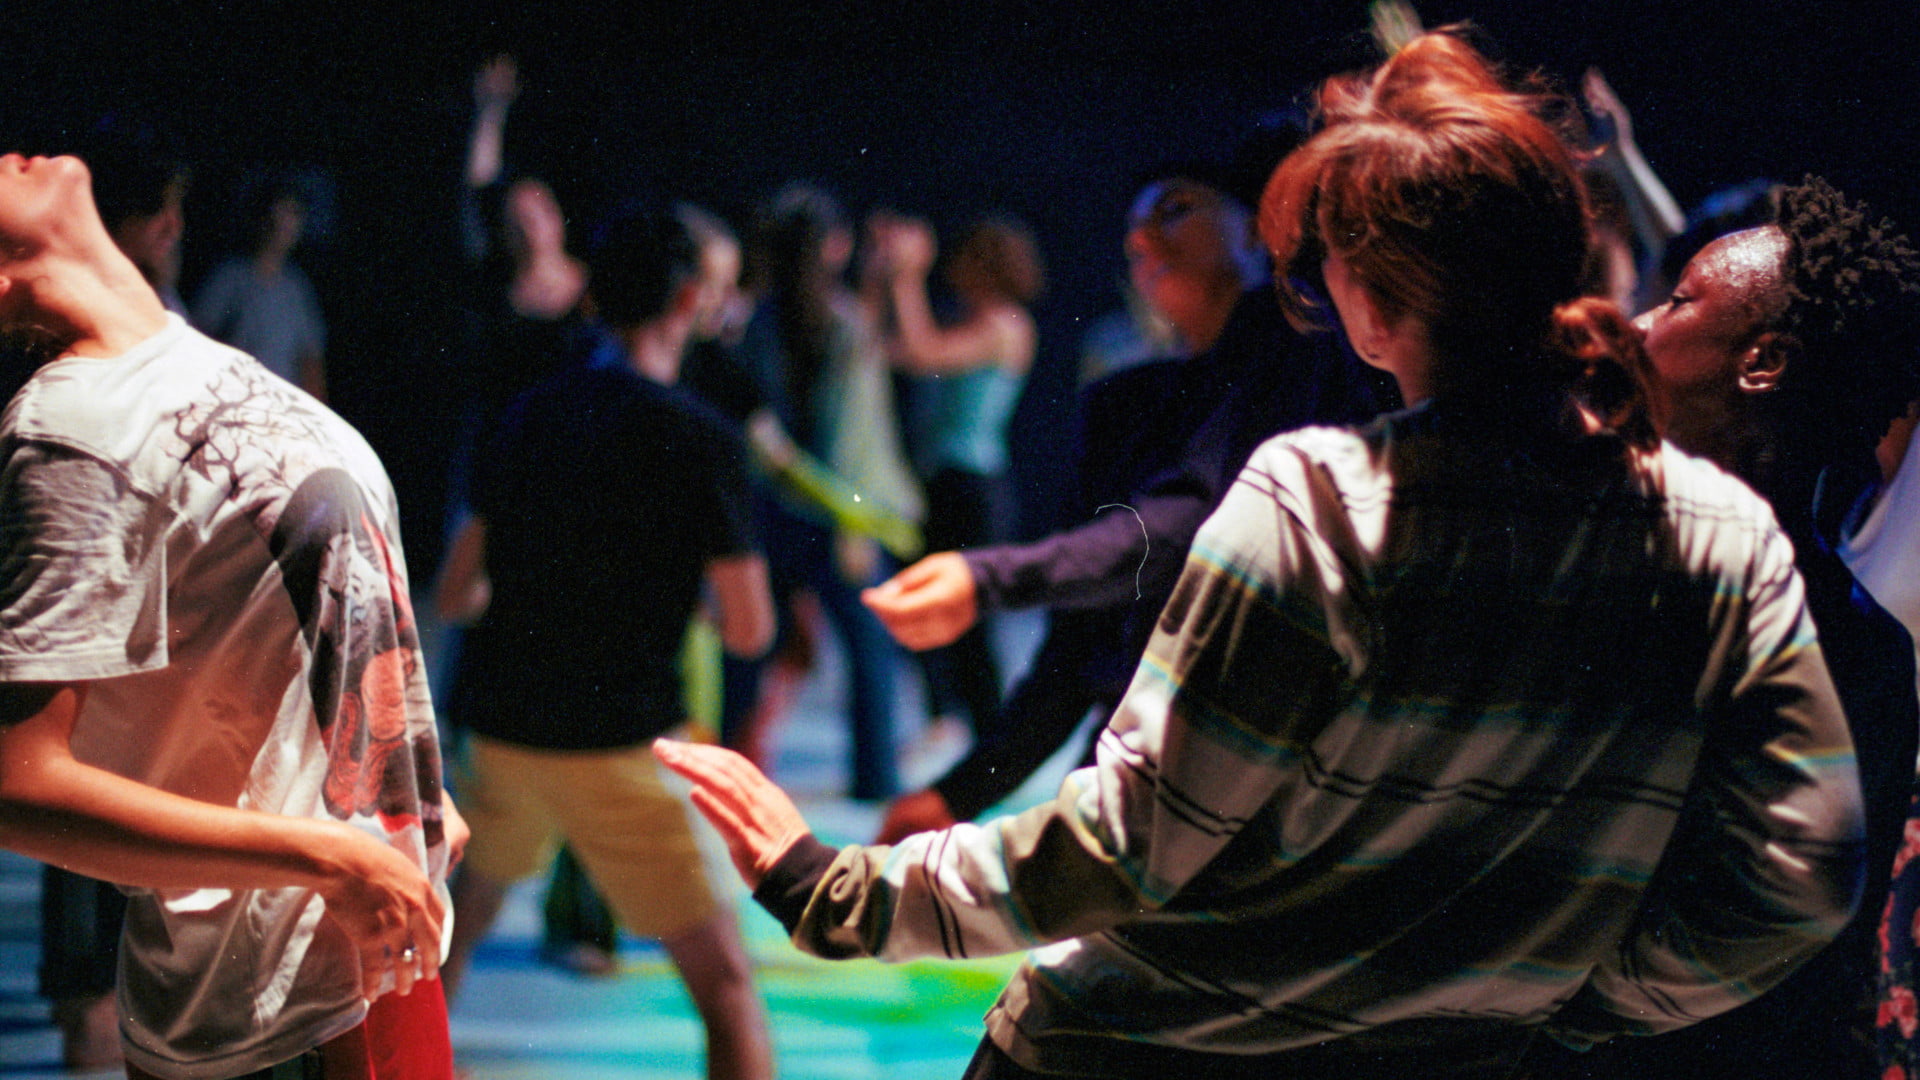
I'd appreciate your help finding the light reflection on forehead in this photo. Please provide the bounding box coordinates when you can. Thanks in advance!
[1701,226,1789,297]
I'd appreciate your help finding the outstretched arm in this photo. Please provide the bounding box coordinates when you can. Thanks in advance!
[667,451,1329,963]
[651,739,810,888]
[749,410,924,561]
[862,480,1207,650]
[861,551,980,650]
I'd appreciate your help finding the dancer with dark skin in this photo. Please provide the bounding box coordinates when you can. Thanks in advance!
[1526,178,1920,1080]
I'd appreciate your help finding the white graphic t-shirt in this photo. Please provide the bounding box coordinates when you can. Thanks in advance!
[0,315,449,1079]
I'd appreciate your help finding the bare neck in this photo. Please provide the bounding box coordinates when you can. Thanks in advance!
[24,249,170,360]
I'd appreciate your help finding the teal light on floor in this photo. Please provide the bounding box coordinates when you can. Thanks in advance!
[449,856,1022,1080]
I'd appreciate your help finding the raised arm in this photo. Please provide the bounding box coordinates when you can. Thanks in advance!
[882,218,1034,376]
[465,55,518,191]
[457,54,519,264]
[1584,67,1686,249]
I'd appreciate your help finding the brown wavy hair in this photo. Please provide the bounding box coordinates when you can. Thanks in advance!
[951,215,1046,305]
[1260,29,1658,446]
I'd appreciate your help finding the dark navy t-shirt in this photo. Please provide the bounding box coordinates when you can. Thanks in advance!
[454,350,756,750]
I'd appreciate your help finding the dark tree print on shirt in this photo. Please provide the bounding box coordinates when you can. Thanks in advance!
[270,468,443,847]
[168,364,444,849]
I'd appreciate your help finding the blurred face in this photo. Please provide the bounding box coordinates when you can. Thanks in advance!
[1124,179,1256,342]
[1634,228,1786,404]
[819,224,854,277]
[693,236,742,339]
[266,195,305,254]
[110,179,186,286]
[946,242,991,297]
[0,153,96,261]
[1323,250,1429,402]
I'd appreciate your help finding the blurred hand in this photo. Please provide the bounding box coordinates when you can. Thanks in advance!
[745,410,799,470]
[473,55,520,111]
[862,551,978,650]
[1582,67,1634,149]
[653,739,811,887]
[887,218,938,276]
[874,788,957,845]
[316,828,446,1000]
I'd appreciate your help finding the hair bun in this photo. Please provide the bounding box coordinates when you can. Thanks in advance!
[1553,296,1662,446]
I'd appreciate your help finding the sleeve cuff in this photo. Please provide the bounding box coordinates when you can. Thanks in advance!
[751,834,839,934]
[960,549,1007,612]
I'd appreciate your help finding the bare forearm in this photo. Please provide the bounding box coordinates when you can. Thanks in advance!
[0,685,442,996]
[0,755,363,894]
[433,516,491,624]
[887,275,942,370]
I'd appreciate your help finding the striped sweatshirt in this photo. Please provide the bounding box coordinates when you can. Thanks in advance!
[757,406,1864,1076]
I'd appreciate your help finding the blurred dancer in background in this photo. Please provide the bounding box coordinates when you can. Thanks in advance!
[193,169,330,401]
[435,205,775,1080]
[873,212,1043,757]
[731,183,923,800]
[870,132,1387,841]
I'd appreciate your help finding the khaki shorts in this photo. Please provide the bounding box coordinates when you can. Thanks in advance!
[455,734,730,940]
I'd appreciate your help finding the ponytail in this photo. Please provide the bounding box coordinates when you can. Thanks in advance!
[1551,296,1663,449]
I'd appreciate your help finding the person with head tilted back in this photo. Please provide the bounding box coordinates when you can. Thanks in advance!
[649,29,1864,1080]
[0,151,461,1079]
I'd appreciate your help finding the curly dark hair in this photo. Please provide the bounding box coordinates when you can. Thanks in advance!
[1768,177,1920,457]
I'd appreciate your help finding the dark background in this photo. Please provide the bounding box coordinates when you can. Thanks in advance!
[4,0,1915,575]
